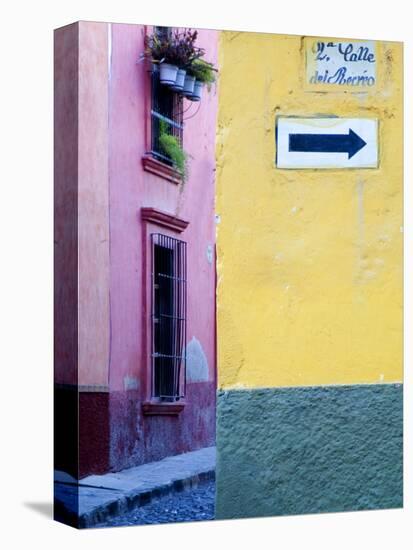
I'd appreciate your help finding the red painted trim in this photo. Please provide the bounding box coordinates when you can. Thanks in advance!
[141,207,189,233]
[140,210,189,406]
[142,401,185,416]
[141,215,150,403]
[142,155,182,185]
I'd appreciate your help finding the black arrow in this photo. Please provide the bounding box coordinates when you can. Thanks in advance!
[289,129,367,159]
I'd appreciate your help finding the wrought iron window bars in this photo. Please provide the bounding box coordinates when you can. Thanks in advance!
[151,233,187,401]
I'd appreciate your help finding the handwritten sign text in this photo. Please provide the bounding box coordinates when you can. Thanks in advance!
[306,40,376,89]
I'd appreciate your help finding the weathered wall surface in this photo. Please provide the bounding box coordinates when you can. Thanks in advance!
[54,21,112,477]
[54,23,79,479]
[216,385,403,518]
[77,22,110,388]
[54,22,218,477]
[54,23,79,387]
[107,23,217,395]
[106,23,218,472]
[215,32,403,518]
[216,33,402,390]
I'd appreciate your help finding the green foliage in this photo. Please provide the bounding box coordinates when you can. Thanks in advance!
[187,59,217,90]
[158,120,188,182]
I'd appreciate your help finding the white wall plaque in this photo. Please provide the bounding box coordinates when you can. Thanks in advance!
[306,39,376,89]
[276,117,378,169]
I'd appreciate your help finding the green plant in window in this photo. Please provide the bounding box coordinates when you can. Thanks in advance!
[158,120,189,182]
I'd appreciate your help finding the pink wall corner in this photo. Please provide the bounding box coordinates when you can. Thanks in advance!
[77,22,111,387]
[54,23,79,386]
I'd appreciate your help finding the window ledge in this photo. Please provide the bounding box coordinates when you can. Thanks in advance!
[142,154,182,185]
[141,207,189,233]
[142,401,185,416]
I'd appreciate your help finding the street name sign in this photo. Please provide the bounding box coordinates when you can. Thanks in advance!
[276,117,378,169]
[305,40,376,90]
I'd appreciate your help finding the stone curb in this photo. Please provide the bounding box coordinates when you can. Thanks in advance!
[81,469,215,528]
[56,469,215,528]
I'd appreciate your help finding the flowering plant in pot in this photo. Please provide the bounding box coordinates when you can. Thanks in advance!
[143,29,204,90]
[170,29,204,92]
[142,32,178,84]
[185,59,217,101]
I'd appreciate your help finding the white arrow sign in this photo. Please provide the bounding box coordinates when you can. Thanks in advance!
[276,117,378,169]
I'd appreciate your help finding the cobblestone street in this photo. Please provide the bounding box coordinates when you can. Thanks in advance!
[96,481,215,527]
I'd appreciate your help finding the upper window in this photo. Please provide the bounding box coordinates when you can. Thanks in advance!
[150,27,184,165]
[151,233,187,401]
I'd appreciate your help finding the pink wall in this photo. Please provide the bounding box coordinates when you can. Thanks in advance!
[106,23,218,470]
[108,23,218,395]
[55,22,111,388]
[54,23,79,386]
[78,22,110,388]
[55,21,218,475]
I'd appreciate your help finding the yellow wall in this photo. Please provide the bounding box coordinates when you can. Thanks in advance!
[216,32,403,389]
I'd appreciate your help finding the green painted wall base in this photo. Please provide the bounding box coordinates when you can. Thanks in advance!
[216,384,403,519]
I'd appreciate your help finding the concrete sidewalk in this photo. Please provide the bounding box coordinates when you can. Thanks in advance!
[54,446,216,528]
